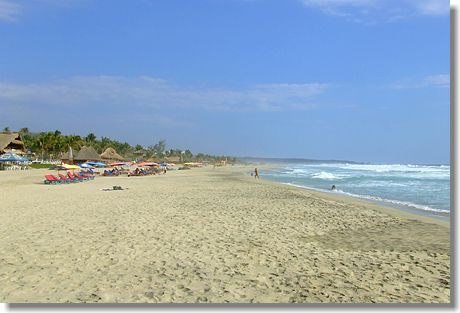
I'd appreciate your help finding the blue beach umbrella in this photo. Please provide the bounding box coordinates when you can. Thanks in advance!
[80,163,95,169]
[0,153,28,162]
[86,162,106,167]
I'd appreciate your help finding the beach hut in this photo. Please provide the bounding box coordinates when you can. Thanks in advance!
[74,146,101,164]
[60,146,75,164]
[0,132,27,155]
[147,157,161,163]
[61,151,70,163]
[165,156,180,163]
[100,147,125,162]
[61,147,75,164]
[133,149,147,159]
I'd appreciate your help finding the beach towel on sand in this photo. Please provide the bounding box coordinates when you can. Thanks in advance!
[100,186,128,191]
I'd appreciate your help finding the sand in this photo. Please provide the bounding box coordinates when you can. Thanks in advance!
[0,165,450,303]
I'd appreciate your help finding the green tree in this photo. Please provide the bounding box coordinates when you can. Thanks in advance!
[85,133,97,146]
[152,140,166,157]
[183,149,193,162]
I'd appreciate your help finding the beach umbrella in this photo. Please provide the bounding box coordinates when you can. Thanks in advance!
[135,162,158,167]
[79,163,95,169]
[110,162,132,166]
[0,153,27,162]
[86,162,107,167]
[61,164,81,170]
[48,165,69,174]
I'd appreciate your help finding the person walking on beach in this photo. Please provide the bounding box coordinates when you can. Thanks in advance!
[254,167,259,179]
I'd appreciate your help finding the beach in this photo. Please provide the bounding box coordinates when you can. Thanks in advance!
[0,165,450,303]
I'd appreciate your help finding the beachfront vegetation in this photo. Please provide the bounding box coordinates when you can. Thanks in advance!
[29,163,54,169]
[4,127,236,164]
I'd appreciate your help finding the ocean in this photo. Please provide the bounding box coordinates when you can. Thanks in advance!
[261,162,450,220]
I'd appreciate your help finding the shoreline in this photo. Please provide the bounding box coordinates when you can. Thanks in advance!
[252,164,450,223]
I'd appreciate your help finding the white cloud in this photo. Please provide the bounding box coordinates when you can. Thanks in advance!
[423,74,450,86]
[0,0,21,21]
[0,0,88,22]
[0,76,328,112]
[300,0,449,23]
[390,74,450,89]
[301,0,379,17]
[414,0,450,16]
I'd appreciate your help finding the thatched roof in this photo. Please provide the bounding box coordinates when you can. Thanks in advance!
[165,156,180,163]
[100,147,125,161]
[61,151,69,160]
[147,157,161,163]
[133,149,146,155]
[0,132,26,154]
[61,147,76,160]
[75,146,100,161]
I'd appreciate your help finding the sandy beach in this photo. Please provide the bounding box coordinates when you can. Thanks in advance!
[0,165,450,303]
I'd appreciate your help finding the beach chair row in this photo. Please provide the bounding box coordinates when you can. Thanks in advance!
[44,172,95,184]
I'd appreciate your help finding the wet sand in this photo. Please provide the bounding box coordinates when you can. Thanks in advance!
[0,165,450,303]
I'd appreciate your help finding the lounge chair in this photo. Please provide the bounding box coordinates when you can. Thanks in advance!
[67,172,85,182]
[59,173,78,183]
[78,172,95,180]
[44,174,61,184]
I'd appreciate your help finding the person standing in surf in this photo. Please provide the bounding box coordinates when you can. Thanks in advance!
[254,168,259,179]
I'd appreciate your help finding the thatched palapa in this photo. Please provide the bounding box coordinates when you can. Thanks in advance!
[75,146,101,162]
[147,157,161,163]
[165,156,180,163]
[0,132,27,155]
[62,146,101,163]
[101,147,125,162]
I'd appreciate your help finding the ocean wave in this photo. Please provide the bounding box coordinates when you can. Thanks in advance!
[337,164,450,174]
[347,181,409,188]
[311,171,347,180]
[334,189,450,214]
[282,183,449,215]
[278,168,311,176]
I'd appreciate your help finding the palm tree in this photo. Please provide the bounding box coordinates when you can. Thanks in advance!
[33,132,48,160]
[98,136,112,152]
[66,135,84,150]
[85,133,97,146]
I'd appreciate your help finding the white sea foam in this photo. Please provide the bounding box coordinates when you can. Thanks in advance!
[311,171,347,180]
[291,169,309,175]
[280,164,450,179]
[282,183,449,215]
[334,189,450,214]
[337,163,450,174]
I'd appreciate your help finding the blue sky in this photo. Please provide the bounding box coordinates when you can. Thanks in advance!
[0,0,450,163]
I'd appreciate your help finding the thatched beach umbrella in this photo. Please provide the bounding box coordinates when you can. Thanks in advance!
[101,147,125,162]
[75,146,101,163]
[0,132,27,155]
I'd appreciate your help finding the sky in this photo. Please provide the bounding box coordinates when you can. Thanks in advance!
[0,0,450,164]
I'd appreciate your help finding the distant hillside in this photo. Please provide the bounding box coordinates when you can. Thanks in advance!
[237,156,364,165]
